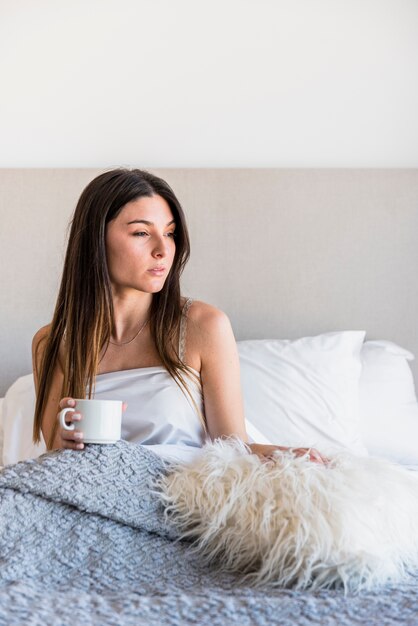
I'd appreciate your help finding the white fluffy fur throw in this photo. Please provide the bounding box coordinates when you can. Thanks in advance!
[154,437,418,593]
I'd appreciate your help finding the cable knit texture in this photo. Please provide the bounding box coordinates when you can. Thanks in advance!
[0,440,418,625]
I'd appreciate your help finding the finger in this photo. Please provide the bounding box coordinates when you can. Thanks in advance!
[293,448,310,458]
[59,397,76,410]
[57,413,80,433]
[58,411,82,427]
[122,402,128,413]
[61,429,84,442]
[307,448,320,459]
[310,452,328,465]
[311,457,325,465]
[293,448,324,464]
[60,428,84,449]
[62,439,85,450]
[310,449,330,464]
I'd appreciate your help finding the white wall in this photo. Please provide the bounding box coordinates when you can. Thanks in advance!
[1,0,418,167]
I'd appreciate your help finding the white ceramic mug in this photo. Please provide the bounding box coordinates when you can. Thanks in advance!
[59,399,122,444]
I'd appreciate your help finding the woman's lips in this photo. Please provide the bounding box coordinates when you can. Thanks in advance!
[148,268,165,276]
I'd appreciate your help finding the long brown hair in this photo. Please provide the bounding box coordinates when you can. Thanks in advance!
[33,168,206,448]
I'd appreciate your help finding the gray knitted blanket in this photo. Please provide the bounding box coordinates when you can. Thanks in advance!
[0,440,417,626]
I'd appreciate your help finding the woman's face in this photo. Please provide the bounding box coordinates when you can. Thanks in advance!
[105,194,176,295]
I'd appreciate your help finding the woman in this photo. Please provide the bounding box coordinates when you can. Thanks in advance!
[32,168,328,465]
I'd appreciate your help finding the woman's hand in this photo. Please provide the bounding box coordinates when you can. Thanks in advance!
[57,398,85,450]
[247,443,330,466]
[57,398,128,451]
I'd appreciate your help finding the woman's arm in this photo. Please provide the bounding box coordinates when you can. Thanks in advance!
[32,325,65,450]
[196,306,248,442]
[32,327,123,451]
[195,304,329,465]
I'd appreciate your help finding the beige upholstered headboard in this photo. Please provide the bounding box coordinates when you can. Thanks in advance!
[1,168,418,395]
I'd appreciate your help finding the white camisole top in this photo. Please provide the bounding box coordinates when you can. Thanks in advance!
[91,298,208,448]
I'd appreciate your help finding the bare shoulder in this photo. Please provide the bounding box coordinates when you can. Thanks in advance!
[185,300,246,442]
[186,300,234,366]
[32,324,52,356]
[187,299,231,331]
[32,323,65,373]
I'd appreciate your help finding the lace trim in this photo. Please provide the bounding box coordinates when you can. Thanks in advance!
[179,297,193,362]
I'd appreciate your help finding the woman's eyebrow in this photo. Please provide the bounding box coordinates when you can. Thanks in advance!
[127,219,176,226]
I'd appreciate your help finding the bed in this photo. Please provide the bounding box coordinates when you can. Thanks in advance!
[1,168,418,625]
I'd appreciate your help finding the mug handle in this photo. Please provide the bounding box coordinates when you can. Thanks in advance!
[59,407,76,432]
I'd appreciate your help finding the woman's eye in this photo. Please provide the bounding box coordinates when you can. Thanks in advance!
[132,231,176,238]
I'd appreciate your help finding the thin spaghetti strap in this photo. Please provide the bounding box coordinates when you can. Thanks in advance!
[179,297,193,361]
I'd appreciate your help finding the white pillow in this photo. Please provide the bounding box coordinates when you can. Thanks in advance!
[238,331,368,456]
[0,397,4,463]
[359,340,418,464]
[7,333,415,465]
[1,374,45,466]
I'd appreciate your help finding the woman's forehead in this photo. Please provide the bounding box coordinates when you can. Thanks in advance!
[118,195,174,223]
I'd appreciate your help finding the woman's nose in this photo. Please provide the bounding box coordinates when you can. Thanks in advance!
[153,237,169,256]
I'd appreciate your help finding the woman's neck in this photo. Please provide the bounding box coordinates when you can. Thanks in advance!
[110,290,153,344]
